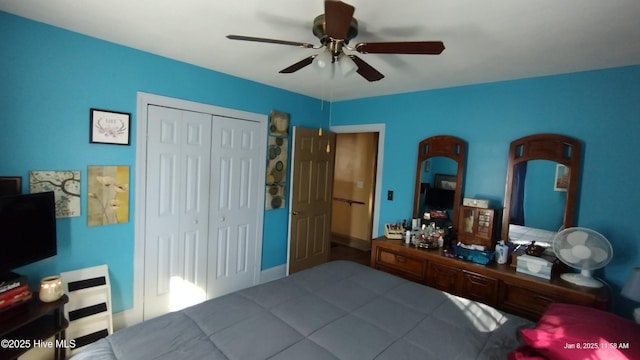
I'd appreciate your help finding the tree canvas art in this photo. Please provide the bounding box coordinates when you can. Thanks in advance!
[30,170,81,218]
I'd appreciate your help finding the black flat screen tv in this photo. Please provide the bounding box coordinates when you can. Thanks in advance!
[424,185,455,210]
[0,191,57,278]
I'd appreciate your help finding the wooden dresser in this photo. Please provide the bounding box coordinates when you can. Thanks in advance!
[371,237,609,320]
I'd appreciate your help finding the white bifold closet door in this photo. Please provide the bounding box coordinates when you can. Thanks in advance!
[144,105,261,320]
[207,115,262,298]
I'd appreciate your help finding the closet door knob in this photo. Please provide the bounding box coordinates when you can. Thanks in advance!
[292,211,300,215]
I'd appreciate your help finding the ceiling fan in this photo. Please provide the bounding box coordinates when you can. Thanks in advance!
[227,0,445,81]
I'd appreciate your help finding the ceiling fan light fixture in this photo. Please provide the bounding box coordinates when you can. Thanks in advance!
[227,1,444,82]
[326,63,336,79]
[338,54,357,77]
[313,49,333,69]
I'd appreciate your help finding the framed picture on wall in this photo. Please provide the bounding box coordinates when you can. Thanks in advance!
[90,108,131,145]
[554,164,569,191]
[269,110,289,137]
[435,173,456,190]
[30,171,80,218]
[0,176,21,196]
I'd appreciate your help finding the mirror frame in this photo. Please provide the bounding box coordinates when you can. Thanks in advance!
[501,133,582,240]
[413,135,466,228]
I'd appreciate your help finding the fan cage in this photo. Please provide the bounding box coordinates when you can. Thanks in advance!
[552,227,613,288]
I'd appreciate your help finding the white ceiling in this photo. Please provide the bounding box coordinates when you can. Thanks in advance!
[2,0,640,101]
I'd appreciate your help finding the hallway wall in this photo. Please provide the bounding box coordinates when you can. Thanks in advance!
[331,132,378,242]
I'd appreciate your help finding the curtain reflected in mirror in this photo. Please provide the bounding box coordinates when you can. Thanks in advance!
[510,162,527,226]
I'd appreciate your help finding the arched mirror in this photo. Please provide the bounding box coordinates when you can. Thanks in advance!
[413,135,466,229]
[501,133,582,245]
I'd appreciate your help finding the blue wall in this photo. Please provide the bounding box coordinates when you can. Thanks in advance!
[0,12,326,313]
[524,160,565,231]
[332,65,640,318]
[2,11,639,318]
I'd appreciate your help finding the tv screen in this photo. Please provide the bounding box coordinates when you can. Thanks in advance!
[424,186,455,210]
[0,191,57,276]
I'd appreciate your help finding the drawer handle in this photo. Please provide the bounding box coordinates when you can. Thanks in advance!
[395,255,406,263]
[533,294,554,305]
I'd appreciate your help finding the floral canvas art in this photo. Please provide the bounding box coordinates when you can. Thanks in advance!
[87,165,129,226]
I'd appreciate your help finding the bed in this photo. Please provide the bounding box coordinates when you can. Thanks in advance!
[508,224,557,247]
[70,260,537,359]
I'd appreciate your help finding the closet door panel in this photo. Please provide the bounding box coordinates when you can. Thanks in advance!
[144,106,212,319]
[207,116,262,298]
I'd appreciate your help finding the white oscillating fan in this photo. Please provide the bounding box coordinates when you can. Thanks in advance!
[552,227,613,288]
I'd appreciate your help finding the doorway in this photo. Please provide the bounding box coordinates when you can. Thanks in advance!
[331,132,378,251]
[330,124,385,258]
[286,125,384,273]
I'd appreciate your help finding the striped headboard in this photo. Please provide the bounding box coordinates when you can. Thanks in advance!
[60,264,113,355]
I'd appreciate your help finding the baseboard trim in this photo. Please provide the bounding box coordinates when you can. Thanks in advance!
[112,307,139,331]
[259,264,287,284]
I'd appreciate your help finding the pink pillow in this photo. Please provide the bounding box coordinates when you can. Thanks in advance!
[520,303,640,360]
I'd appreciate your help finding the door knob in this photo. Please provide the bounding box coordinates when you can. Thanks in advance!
[292,211,300,215]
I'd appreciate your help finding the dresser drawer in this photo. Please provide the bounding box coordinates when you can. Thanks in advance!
[375,248,426,280]
[371,238,608,322]
[499,281,595,319]
[427,262,461,294]
[461,271,498,306]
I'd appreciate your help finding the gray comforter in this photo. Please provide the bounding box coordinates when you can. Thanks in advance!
[72,260,533,359]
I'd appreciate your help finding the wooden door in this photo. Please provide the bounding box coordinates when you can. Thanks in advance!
[288,127,336,274]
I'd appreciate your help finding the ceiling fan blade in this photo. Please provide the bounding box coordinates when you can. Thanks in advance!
[355,41,445,54]
[349,55,384,82]
[279,56,316,73]
[324,0,355,40]
[226,35,315,49]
